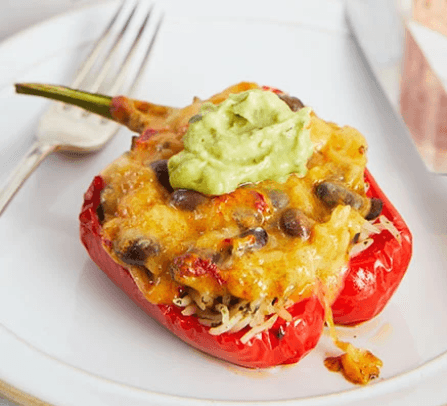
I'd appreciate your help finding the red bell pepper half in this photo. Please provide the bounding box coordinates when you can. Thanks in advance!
[79,167,411,368]
[16,82,412,368]
[331,170,413,325]
[79,176,325,368]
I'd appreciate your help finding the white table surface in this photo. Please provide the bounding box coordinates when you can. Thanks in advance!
[0,5,94,405]
[1,1,91,402]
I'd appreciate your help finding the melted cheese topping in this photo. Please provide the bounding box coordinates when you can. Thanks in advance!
[99,84,368,310]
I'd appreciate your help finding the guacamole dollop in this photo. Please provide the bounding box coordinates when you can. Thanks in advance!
[168,89,313,195]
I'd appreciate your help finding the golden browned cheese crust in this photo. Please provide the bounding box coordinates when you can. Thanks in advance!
[99,83,369,308]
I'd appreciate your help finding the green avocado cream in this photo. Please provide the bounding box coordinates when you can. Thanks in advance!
[168,89,313,195]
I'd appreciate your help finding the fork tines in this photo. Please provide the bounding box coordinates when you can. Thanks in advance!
[71,0,163,96]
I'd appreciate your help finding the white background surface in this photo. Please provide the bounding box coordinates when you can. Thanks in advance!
[1,1,447,405]
[1,3,92,406]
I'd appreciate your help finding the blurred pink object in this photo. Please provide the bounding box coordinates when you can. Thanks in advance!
[346,0,447,173]
[413,0,447,37]
[400,25,447,172]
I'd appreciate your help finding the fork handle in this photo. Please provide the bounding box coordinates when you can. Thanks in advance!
[0,141,56,216]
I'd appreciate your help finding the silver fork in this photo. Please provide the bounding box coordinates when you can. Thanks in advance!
[0,0,163,216]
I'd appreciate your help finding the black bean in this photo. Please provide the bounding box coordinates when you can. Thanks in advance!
[352,232,360,244]
[117,238,160,266]
[365,197,383,221]
[275,325,286,340]
[278,94,305,112]
[279,208,313,239]
[239,227,268,249]
[314,182,340,207]
[131,135,138,150]
[211,252,222,264]
[96,203,105,223]
[170,189,208,211]
[149,159,174,193]
[232,208,262,229]
[315,182,364,211]
[188,114,202,124]
[155,141,171,152]
[215,244,233,264]
[268,189,289,210]
[97,185,117,222]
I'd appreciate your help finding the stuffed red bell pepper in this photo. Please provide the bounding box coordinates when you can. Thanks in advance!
[15,82,412,383]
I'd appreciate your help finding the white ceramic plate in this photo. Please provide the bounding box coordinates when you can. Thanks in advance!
[1,1,447,405]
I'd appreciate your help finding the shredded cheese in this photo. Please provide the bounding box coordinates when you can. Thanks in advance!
[350,238,374,257]
[240,314,279,344]
[181,304,197,316]
[378,215,402,243]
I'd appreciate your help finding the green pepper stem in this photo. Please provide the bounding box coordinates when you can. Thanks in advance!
[15,83,114,120]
